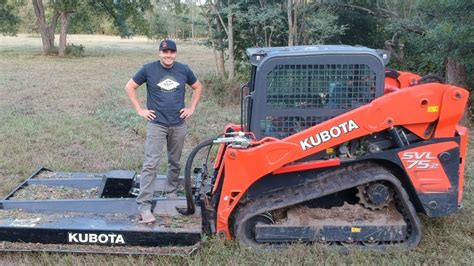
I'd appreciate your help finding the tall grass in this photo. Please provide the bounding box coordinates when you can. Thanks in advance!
[0,35,472,264]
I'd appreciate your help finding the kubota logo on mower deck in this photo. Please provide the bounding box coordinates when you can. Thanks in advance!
[300,120,359,151]
[68,232,125,244]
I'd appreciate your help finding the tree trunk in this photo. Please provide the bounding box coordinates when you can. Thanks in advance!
[203,2,226,77]
[287,0,298,46]
[215,0,235,79]
[227,1,235,80]
[259,0,269,47]
[445,57,468,87]
[445,57,472,122]
[58,12,71,57]
[32,0,58,55]
[268,28,273,47]
[215,20,226,77]
[204,12,225,76]
[287,0,294,46]
[191,5,195,40]
[384,31,405,66]
[207,18,219,74]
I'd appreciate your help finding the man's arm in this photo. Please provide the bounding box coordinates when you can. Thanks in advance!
[180,80,202,119]
[125,79,156,121]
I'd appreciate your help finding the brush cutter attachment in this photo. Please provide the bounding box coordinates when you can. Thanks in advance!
[0,167,201,254]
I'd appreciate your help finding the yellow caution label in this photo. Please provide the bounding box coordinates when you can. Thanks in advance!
[326,148,334,154]
[351,227,361,233]
[428,106,439,112]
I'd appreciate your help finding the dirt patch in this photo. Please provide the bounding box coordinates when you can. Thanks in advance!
[280,203,403,226]
[153,214,201,230]
[0,209,78,224]
[11,185,98,200]
[34,170,103,179]
[0,209,46,220]
[35,171,63,179]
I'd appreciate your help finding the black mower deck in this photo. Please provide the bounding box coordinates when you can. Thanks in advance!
[0,167,201,254]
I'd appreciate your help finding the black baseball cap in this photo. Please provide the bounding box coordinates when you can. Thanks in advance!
[159,40,177,52]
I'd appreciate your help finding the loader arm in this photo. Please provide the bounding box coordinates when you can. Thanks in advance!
[216,83,469,238]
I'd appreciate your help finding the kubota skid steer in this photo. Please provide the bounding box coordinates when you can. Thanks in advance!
[0,45,469,253]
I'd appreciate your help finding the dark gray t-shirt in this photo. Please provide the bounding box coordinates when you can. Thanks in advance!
[132,61,197,126]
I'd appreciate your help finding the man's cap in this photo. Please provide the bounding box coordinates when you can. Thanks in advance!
[159,40,177,51]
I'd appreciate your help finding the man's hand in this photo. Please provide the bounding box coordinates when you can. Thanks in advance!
[138,108,156,121]
[179,107,195,119]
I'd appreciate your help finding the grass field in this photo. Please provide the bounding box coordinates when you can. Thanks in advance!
[0,35,472,264]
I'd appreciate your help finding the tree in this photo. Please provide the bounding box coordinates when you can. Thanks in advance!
[202,0,227,77]
[215,0,237,79]
[298,5,346,44]
[202,0,347,78]
[287,0,346,46]
[31,0,151,56]
[32,0,58,55]
[91,0,151,38]
[147,0,206,40]
[287,0,298,46]
[329,5,390,48]
[382,0,473,88]
[239,1,286,47]
[320,0,473,89]
[52,0,78,56]
[0,0,22,35]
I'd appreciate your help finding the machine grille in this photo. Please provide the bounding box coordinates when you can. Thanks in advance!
[261,64,376,138]
[266,64,376,109]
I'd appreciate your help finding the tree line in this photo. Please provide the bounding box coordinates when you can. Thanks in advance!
[1,0,473,89]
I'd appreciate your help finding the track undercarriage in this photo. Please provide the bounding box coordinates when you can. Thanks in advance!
[231,164,421,248]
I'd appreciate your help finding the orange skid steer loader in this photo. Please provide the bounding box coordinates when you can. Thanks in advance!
[180,45,469,248]
[0,45,469,253]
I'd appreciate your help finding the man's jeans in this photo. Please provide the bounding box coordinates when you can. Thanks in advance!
[136,122,187,213]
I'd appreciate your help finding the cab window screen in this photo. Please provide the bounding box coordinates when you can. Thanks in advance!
[266,64,376,109]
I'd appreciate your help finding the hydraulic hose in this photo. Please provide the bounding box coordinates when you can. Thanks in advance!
[176,138,216,215]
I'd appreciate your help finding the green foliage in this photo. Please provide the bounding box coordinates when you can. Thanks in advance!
[299,7,347,44]
[331,9,390,48]
[233,2,287,49]
[148,12,169,39]
[45,46,59,56]
[0,0,22,35]
[17,3,36,33]
[67,3,103,34]
[49,0,78,12]
[65,43,84,57]
[201,74,242,106]
[203,0,347,71]
[385,0,474,87]
[147,0,207,40]
[416,0,473,61]
[87,0,152,37]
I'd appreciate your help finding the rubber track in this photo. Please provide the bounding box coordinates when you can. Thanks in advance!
[233,163,422,249]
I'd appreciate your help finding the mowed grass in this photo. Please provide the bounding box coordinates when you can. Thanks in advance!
[0,35,472,264]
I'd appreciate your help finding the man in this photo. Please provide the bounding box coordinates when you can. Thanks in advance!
[125,39,202,224]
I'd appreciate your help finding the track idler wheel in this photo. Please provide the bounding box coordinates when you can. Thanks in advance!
[234,212,274,246]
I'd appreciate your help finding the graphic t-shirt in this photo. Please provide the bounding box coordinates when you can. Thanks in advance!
[132,61,197,126]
